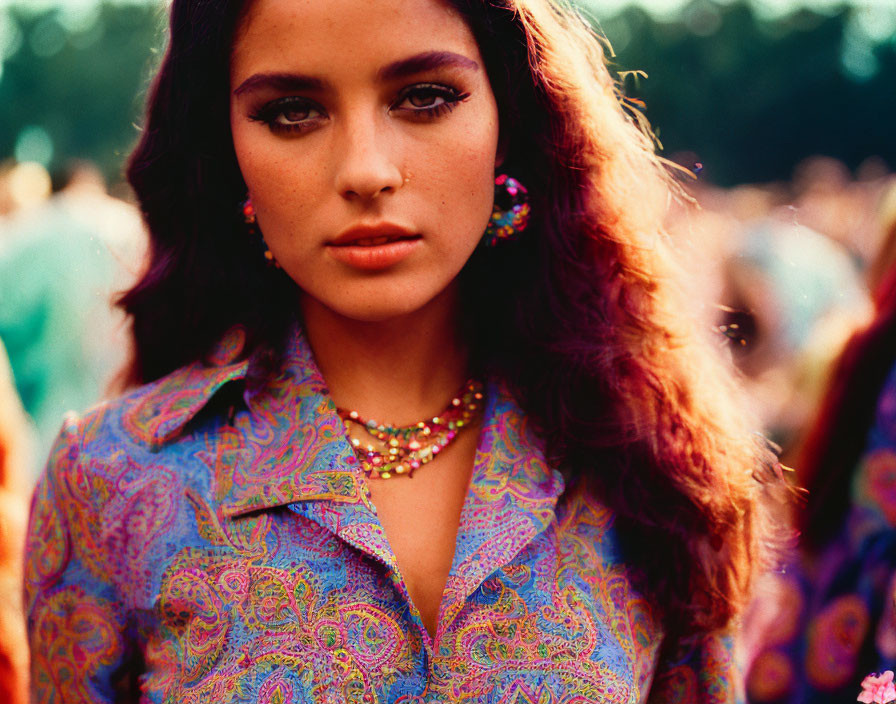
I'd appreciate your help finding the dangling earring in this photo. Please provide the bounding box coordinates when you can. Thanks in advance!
[241,196,280,268]
[481,174,530,247]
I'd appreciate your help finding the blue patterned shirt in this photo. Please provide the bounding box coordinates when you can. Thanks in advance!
[25,325,739,703]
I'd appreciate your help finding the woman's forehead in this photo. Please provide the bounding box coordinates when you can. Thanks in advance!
[232,0,478,80]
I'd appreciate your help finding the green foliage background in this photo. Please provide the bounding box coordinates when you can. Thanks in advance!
[595,1,896,184]
[0,2,164,185]
[0,0,893,187]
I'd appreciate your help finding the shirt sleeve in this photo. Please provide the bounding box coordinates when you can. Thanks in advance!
[647,629,744,704]
[24,415,133,703]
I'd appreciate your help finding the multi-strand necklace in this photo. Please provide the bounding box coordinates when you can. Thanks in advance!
[337,380,484,479]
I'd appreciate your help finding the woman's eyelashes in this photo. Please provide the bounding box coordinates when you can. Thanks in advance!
[249,97,326,134]
[391,83,471,119]
[248,83,471,134]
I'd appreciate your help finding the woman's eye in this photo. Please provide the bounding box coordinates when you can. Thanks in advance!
[250,98,326,133]
[276,106,317,124]
[406,91,444,109]
[393,84,470,118]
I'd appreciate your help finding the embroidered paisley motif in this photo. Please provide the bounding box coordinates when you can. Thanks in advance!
[26,327,739,703]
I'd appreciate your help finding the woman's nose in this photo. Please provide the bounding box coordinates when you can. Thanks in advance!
[333,119,405,202]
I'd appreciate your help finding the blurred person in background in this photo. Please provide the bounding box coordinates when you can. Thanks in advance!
[0,336,31,704]
[744,178,896,704]
[721,214,870,456]
[0,159,146,481]
[669,172,872,458]
[0,161,53,238]
[789,156,891,270]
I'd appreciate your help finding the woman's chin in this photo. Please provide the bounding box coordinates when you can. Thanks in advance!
[299,284,457,326]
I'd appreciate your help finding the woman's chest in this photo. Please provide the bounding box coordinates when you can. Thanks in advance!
[131,498,662,704]
[365,439,476,641]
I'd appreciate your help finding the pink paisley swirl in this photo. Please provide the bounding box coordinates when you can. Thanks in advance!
[30,586,124,702]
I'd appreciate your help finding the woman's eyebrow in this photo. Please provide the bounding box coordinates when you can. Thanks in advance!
[233,51,478,97]
[233,73,325,97]
[377,51,479,81]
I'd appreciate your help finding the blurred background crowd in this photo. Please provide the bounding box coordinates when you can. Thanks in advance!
[0,0,894,701]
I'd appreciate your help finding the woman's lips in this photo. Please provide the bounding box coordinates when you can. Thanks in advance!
[327,225,421,270]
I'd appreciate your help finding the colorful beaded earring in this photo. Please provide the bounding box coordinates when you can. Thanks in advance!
[482,174,530,247]
[241,196,280,268]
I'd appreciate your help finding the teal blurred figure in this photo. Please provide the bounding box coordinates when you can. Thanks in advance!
[0,162,145,481]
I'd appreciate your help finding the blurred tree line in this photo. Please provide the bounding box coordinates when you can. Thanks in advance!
[0,0,893,187]
[0,2,162,187]
[592,0,896,185]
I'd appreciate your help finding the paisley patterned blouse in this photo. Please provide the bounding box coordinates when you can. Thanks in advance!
[745,362,896,703]
[25,325,739,703]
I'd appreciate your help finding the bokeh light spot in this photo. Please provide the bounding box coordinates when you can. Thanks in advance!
[14,125,54,167]
[29,16,66,58]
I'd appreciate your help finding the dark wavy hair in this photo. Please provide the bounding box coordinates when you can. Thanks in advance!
[123,0,782,640]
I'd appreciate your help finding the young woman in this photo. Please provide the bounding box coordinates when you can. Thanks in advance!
[25,0,782,701]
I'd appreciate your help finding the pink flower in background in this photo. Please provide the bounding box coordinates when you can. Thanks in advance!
[858,670,896,703]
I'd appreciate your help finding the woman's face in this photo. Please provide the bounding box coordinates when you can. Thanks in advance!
[230,0,500,322]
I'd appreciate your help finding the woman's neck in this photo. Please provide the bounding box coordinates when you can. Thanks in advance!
[300,285,469,426]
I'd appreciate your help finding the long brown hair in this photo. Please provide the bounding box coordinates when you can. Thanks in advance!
[123,0,783,640]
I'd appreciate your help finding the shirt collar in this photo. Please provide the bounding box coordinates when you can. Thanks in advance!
[123,322,564,532]
[124,323,565,639]
[220,324,368,517]
[438,383,565,638]
[121,325,252,448]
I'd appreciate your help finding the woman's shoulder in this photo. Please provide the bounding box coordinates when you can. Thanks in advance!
[45,326,252,479]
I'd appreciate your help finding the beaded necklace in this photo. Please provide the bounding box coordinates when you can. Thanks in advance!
[337,380,484,479]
